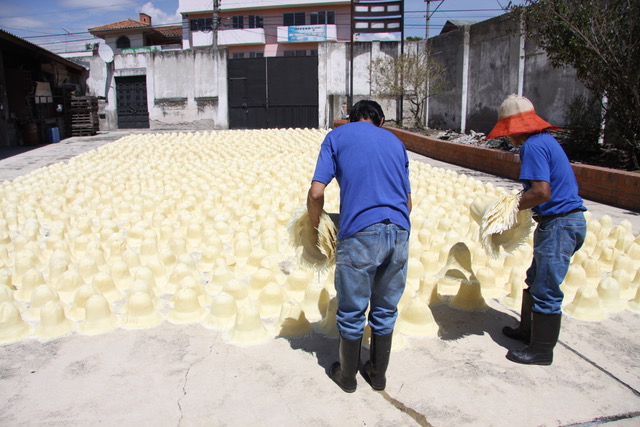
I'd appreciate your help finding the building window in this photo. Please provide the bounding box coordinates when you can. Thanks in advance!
[248,15,264,28]
[232,16,244,29]
[232,52,245,59]
[190,18,213,31]
[116,36,131,49]
[310,11,335,25]
[310,49,318,57]
[249,51,264,58]
[284,50,307,57]
[283,12,305,26]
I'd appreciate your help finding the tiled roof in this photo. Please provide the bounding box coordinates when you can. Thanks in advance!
[156,26,182,38]
[89,19,149,32]
[88,19,181,40]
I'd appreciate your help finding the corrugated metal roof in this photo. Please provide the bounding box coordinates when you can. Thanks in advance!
[0,28,85,71]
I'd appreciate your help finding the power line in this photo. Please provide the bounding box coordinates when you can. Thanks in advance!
[6,6,506,28]
[0,1,146,19]
[8,5,513,51]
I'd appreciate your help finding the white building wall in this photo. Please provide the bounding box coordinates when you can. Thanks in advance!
[318,41,403,127]
[82,48,228,131]
[179,0,213,14]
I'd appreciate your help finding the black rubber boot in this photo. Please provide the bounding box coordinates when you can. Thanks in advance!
[502,289,533,344]
[329,335,362,393]
[506,312,561,366]
[362,333,393,391]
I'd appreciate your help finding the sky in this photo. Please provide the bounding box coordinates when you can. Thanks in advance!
[0,0,525,54]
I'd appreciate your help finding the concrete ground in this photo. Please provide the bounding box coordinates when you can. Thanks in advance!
[0,131,639,427]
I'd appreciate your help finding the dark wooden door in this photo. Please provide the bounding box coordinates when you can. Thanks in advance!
[116,76,149,129]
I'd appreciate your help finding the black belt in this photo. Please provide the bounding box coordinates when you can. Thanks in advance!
[533,208,583,223]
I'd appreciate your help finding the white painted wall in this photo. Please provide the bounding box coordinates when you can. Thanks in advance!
[83,48,228,131]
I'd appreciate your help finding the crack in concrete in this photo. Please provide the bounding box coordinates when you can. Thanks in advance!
[558,341,640,398]
[176,341,217,427]
[560,411,640,426]
[176,365,192,427]
[379,390,433,427]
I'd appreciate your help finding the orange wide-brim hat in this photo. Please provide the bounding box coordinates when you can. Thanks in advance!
[487,94,559,139]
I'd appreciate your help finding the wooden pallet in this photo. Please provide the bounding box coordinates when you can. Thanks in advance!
[70,96,99,136]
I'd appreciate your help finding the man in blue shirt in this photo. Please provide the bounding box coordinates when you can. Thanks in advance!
[487,94,587,365]
[307,100,412,392]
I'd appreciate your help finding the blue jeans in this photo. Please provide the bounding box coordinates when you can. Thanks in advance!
[525,211,587,314]
[334,222,409,340]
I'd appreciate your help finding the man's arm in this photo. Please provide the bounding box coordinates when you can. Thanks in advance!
[408,193,412,213]
[518,180,551,210]
[307,180,327,228]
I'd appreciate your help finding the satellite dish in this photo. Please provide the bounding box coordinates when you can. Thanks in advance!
[98,43,114,63]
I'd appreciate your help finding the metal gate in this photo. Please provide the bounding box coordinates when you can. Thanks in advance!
[115,75,150,129]
[228,56,318,129]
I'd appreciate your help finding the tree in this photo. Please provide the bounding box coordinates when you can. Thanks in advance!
[508,0,640,169]
[369,49,447,129]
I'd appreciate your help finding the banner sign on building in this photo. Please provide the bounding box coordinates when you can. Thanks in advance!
[121,45,162,54]
[288,25,328,42]
[351,0,403,34]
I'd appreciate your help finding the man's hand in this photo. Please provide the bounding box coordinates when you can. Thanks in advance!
[307,181,327,228]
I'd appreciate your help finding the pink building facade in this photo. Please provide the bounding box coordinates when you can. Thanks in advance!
[179,0,351,57]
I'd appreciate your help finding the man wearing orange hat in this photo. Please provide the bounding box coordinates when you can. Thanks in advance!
[487,94,587,366]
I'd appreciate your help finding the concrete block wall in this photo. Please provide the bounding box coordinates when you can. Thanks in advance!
[334,120,640,213]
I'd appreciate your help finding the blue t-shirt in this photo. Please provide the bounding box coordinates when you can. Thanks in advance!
[312,121,411,239]
[519,132,585,216]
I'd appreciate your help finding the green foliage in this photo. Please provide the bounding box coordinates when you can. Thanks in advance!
[508,0,640,169]
[369,49,447,128]
[406,36,424,41]
[561,95,602,159]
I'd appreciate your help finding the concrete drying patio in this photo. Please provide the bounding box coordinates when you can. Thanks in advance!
[0,130,638,426]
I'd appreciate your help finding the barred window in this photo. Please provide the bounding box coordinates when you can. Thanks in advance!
[248,15,264,28]
[190,18,213,31]
[232,16,244,29]
[116,36,130,49]
[310,11,335,25]
[283,12,305,26]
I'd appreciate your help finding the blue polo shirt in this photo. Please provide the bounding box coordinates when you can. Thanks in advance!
[519,132,585,216]
[312,121,411,239]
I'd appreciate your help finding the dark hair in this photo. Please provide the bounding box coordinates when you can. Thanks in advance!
[348,100,385,126]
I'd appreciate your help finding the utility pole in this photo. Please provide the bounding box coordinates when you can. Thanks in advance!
[423,0,444,127]
[349,0,354,112]
[213,0,220,48]
[425,0,431,40]
[424,1,431,128]
[397,0,404,126]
